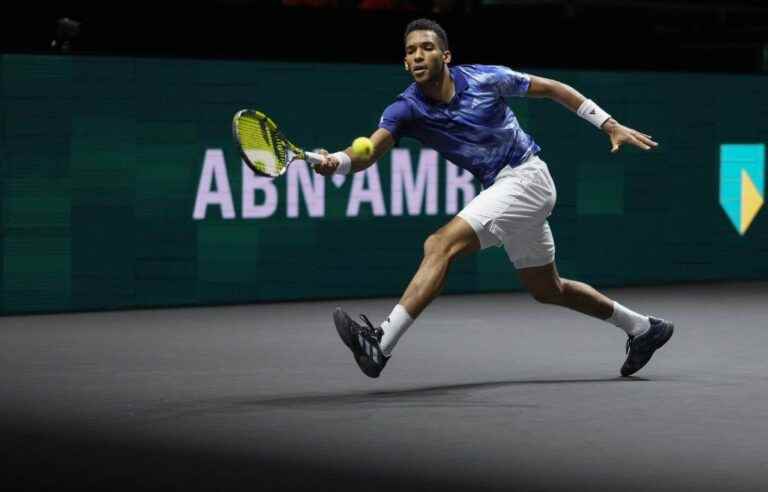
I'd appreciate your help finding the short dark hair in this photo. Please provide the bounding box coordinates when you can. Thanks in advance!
[404,18,449,51]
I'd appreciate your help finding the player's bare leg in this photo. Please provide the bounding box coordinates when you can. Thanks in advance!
[518,262,674,376]
[517,262,614,320]
[378,216,480,355]
[333,217,480,377]
[399,216,480,318]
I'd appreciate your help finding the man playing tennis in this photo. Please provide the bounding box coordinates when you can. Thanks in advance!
[314,18,674,379]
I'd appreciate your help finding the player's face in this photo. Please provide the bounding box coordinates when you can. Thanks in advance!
[404,30,450,83]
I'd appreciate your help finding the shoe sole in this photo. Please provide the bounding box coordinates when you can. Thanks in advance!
[333,308,354,349]
[621,322,674,377]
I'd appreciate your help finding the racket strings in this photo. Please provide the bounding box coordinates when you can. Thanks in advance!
[266,124,289,166]
[238,116,289,173]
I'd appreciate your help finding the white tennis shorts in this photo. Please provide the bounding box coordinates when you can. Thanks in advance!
[458,154,557,269]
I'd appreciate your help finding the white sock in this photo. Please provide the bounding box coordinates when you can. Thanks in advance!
[379,304,414,356]
[608,301,651,337]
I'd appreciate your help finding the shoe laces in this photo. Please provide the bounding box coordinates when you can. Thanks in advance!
[357,314,386,364]
[358,314,383,342]
[625,336,634,354]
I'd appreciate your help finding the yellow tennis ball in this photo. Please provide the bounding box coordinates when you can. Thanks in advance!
[352,137,373,158]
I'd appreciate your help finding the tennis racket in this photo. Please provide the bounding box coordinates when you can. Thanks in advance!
[232,109,324,178]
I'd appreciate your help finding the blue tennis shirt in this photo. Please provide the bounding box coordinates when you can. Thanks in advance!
[378,64,540,188]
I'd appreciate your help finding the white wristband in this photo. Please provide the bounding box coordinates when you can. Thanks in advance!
[577,99,611,128]
[331,151,351,175]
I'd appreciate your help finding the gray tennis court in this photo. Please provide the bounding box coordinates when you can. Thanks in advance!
[3,281,767,491]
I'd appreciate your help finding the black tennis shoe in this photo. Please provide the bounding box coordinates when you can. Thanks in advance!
[333,308,389,378]
[621,317,674,377]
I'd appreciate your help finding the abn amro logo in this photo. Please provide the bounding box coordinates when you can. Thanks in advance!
[719,144,765,235]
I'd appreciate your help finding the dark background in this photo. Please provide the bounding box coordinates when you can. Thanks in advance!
[3,0,768,74]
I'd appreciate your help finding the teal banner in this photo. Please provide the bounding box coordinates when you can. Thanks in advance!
[1,54,767,314]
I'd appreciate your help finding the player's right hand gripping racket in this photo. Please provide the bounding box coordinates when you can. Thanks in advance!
[232,109,324,178]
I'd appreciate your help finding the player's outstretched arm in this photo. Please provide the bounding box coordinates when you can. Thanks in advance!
[313,128,395,176]
[527,75,658,154]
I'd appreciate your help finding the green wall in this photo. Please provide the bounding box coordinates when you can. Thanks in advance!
[1,54,767,314]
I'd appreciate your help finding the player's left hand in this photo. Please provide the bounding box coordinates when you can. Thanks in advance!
[602,119,659,153]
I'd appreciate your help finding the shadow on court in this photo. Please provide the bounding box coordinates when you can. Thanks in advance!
[3,379,656,492]
[2,420,544,492]
[230,377,648,409]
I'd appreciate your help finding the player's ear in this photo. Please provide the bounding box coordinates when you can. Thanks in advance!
[403,60,409,71]
[444,50,452,65]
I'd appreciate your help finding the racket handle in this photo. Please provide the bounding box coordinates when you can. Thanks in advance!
[304,151,324,167]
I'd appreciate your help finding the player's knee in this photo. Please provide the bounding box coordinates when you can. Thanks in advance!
[423,233,452,260]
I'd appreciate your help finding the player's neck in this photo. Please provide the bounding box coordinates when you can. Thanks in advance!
[419,65,455,104]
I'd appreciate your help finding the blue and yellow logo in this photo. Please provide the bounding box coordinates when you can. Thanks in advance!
[719,144,764,235]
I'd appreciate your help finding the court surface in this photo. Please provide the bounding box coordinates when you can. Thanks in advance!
[3,281,767,491]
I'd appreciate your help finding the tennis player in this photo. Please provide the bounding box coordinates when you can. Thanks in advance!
[314,18,674,378]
